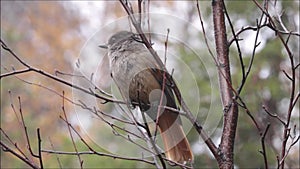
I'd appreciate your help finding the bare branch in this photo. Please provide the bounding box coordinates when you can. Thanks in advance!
[1,97,43,168]
[262,105,286,126]
[0,128,28,162]
[237,14,265,94]
[17,96,39,158]
[61,91,83,168]
[1,39,31,68]
[223,2,245,81]
[55,70,112,97]
[0,68,33,79]
[48,137,62,168]
[228,24,300,45]
[212,0,239,168]
[1,39,123,105]
[37,129,43,169]
[282,69,293,81]
[42,150,155,165]
[252,1,299,168]
[279,135,300,167]
[260,123,270,169]
[60,105,158,166]
[0,141,39,169]
[237,98,261,132]
[196,0,217,65]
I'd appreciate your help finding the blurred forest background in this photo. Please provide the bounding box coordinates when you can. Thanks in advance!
[1,1,299,168]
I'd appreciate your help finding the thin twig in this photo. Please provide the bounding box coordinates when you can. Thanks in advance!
[141,109,166,169]
[0,68,33,79]
[42,149,155,165]
[138,0,142,26]
[260,123,270,169]
[223,2,245,80]
[61,91,83,168]
[0,141,39,169]
[1,39,122,105]
[155,28,170,138]
[237,13,265,94]
[196,0,217,65]
[37,128,44,169]
[55,70,112,97]
[252,1,299,168]
[279,135,300,166]
[0,128,28,161]
[18,96,39,158]
[48,137,62,168]
[58,115,156,166]
[262,105,286,126]
[228,24,300,45]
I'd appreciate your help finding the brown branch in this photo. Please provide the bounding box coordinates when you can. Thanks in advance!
[0,141,39,169]
[63,100,155,157]
[279,135,300,167]
[252,1,299,168]
[282,69,293,81]
[294,63,300,70]
[262,105,286,126]
[0,68,33,79]
[237,13,265,94]
[196,0,217,65]
[89,107,153,154]
[1,96,43,168]
[0,39,123,105]
[61,91,83,168]
[212,0,239,168]
[0,39,31,68]
[78,100,148,142]
[0,128,29,163]
[17,96,38,159]
[48,137,62,168]
[228,24,266,45]
[260,123,270,169]
[55,70,112,97]
[137,0,142,26]
[228,24,300,45]
[37,129,43,169]
[223,2,245,81]
[140,108,166,169]
[57,115,156,166]
[42,149,155,165]
[274,15,297,169]
[291,92,300,110]
[155,28,170,137]
[236,98,261,132]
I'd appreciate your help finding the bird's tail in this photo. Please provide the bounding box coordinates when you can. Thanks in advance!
[158,109,193,164]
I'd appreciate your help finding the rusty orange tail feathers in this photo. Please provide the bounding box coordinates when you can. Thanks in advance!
[158,109,193,164]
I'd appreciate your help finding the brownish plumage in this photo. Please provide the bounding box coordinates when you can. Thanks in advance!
[106,31,193,163]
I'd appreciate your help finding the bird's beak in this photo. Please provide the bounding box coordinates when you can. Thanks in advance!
[98,44,108,49]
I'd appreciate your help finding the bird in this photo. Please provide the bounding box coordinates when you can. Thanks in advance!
[102,31,193,164]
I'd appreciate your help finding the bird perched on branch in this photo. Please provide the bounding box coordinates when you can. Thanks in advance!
[100,31,193,164]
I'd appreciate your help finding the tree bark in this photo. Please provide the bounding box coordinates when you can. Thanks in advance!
[212,0,239,168]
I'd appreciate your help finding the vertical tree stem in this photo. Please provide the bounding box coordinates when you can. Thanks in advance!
[212,0,239,168]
